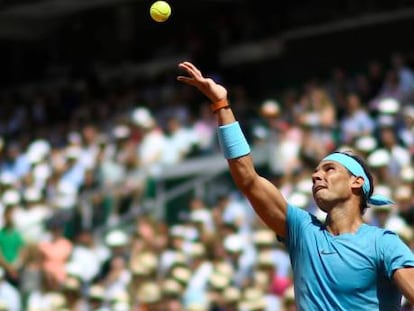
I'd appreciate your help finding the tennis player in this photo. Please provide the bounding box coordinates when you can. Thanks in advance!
[177,61,414,311]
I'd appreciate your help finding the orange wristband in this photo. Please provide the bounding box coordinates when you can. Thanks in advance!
[210,99,229,113]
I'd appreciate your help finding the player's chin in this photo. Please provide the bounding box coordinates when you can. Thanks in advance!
[314,196,329,211]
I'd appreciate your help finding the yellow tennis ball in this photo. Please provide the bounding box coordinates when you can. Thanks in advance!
[150,1,171,23]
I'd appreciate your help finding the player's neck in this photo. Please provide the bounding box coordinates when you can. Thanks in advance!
[325,203,364,236]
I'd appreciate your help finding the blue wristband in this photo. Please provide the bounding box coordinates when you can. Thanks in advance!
[218,122,251,159]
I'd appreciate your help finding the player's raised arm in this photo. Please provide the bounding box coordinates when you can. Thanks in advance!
[177,61,288,237]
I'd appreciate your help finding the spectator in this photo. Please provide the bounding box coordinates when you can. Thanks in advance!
[0,267,21,311]
[378,125,411,180]
[134,281,163,311]
[161,278,185,311]
[87,284,109,311]
[101,255,131,301]
[96,229,129,282]
[391,52,414,99]
[37,216,73,288]
[281,286,297,311]
[394,185,414,226]
[61,276,88,311]
[163,115,200,164]
[367,60,386,101]
[26,272,66,311]
[399,105,414,152]
[183,242,212,307]
[223,233,254,288]
[339,93,375,145]
[0,143,30,180]
[0,202,25,286]
[2,29,414,311]
[191,105,217,155]
[13,187,51,244]
[132,107,167,177]
[252,228,291,279]
[298,87,337,150]
[67,229,106,284]
[18,244,42,306]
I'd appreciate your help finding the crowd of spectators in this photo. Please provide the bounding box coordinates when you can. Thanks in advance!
[0,43,414,310]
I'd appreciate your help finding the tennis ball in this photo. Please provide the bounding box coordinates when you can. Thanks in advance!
[150,1,171,23]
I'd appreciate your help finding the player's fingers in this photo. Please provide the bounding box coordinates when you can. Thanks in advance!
[177,76,196,85]
[179,62,202,78]
[185,62,202,77]
[178,63,196,78]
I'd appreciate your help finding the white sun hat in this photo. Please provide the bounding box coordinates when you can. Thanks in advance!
[223,234,244,253]
[24,187,42,202]
[26,139,51,164]
[112,125,130,140]
[2,189,21,206]
[260,99,280,117]
[367,149,390,168]
[354,135,377,153]
[377,97,400,114]
[105,229,129,247]
[131,107,155,128]
[0,172,17,186]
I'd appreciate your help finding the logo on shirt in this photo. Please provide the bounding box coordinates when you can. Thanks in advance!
[320,250,337,255]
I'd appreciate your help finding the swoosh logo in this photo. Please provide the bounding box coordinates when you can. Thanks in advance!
[320,250,337,255]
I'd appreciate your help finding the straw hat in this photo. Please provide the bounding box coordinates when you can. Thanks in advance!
[256,251,275,268]
[63,276,81,291]
[88,285,105,300]
[208,272,230,290]
[253,229,276,246]
[162,278,183,296]
[130,252,158,276]
[186,302,209,311]
[189,242,206,258]
[171,267,192,285]
[213,261,234,278]
[136,282,161,304]
[222,286,241,304]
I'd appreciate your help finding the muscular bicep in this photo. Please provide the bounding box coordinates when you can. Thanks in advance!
[247,175,288,237]
[228,156,287,237]
[393,267,414,304]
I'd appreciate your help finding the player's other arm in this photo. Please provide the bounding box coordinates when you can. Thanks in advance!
[393,267,414,304]
[177,61,288,237]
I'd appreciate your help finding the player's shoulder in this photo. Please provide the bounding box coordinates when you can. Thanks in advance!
[362,223,397,234]
[360,223,400,242]
[287,204,324,227]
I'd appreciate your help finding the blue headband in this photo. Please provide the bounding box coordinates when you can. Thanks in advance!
[322,153,394,207]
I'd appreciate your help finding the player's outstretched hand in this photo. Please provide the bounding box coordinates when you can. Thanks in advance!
[177,61,227,103]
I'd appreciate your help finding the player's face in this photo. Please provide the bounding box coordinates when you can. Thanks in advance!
[311,161,355,211]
